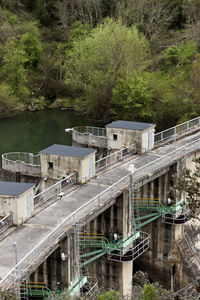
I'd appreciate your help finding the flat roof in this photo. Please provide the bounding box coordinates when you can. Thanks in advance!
[39,144,96,158]
[0,181,35,196]
[106,120,156,131]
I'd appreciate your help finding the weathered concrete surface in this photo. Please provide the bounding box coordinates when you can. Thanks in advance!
[0,128,200,290]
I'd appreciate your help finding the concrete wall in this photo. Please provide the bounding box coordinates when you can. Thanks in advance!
[2,168,41,185]
[106,127,155,153]
[40,152,95,184]
[0,187,34,225]
[106,127,142,151]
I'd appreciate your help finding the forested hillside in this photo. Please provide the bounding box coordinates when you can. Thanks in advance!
[1,0,200,130]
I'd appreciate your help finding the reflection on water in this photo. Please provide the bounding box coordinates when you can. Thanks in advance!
[0,109,98,178]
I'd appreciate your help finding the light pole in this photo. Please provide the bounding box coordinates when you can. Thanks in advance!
[173,134,176,159]
[13,242,18,276]
[147,125,155,173]
[97,177,100,205]
[58,192,64,223]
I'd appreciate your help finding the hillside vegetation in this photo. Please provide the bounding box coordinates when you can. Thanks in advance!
[1,0,200,130]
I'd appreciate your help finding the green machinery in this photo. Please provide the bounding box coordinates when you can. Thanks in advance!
[22,199,188,298]
[78,198,188,265]
[133,198,188,229]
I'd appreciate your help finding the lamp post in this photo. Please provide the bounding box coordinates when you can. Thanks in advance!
[13,242,18,276]
[147,125,155,173]
[58,192,64,224]
[173,134,176,159]
[97,177,100,205]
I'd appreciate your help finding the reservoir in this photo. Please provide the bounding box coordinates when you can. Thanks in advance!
[0,109,98,178]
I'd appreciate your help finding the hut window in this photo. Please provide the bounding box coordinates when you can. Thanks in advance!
[48,162,53,169]
[113,134,117,140]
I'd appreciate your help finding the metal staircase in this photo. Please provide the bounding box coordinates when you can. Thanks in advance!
[69,222,98,299]
[20,282,51,299]
[133,198,161,229]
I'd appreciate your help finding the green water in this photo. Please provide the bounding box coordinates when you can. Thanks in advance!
[0,109,98,177]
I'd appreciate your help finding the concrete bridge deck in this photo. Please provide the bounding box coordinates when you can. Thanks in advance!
[0,128,200,286]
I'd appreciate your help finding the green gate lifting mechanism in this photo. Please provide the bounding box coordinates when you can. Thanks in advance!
[79,231,146,266]
[133,198,188,228]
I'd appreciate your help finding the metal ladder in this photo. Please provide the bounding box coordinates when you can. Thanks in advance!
[132,183,142,231]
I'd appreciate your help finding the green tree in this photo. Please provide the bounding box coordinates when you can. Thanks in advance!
[3,37,29,100]
[97,290,125,299]
[0,83,18,118]
[111,74,154,122]
[65,18,150,122]
[19,22,42,68]
[173,157,200,219]
[142,284,156,300]
[133,271,172,300]
[0,286,16,300]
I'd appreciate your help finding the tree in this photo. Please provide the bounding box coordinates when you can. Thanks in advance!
[132,271,172,300]
[65,18,150,122]
[111,74,154,122]
[57,0,103,29]
[19,22,42,68]
[3,37,29,100]
[0,83,19,118]
[173,157,200,219]
[97,290,124,300]
[142,284,156,300]
[0,286,16,300]
[114,0,183,48]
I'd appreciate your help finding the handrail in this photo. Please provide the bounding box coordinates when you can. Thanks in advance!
[34,173,77,208]
[155,116,200,143]
[72,126,107,148]
[0,213,13,234]
[2,152,41,176]
[73,126,106,137]
[1,137,200,290]
[162,210,189,225]
[95,144,136,171]
[107,231,149,262]
[2,152,40,165]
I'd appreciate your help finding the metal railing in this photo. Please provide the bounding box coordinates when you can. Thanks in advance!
[34,173,77,208]
[0,213,13,234]
[72,126,107,148]
[107,232,149,262]
[83,277,98,300]
[95,144,136,172]
[2,152,41,176]
[73,126,106,137]
[1,137,200,290]
[155,116,200,143]
[162,210,189,225]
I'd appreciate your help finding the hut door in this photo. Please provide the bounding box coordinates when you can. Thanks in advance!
[89,157,94,179]
[26,193,31,219]
[149,130,153,150]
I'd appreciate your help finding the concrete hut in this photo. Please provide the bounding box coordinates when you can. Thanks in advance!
[39,144,96,184]
[0,181,35,225]
[105,120,156,154]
